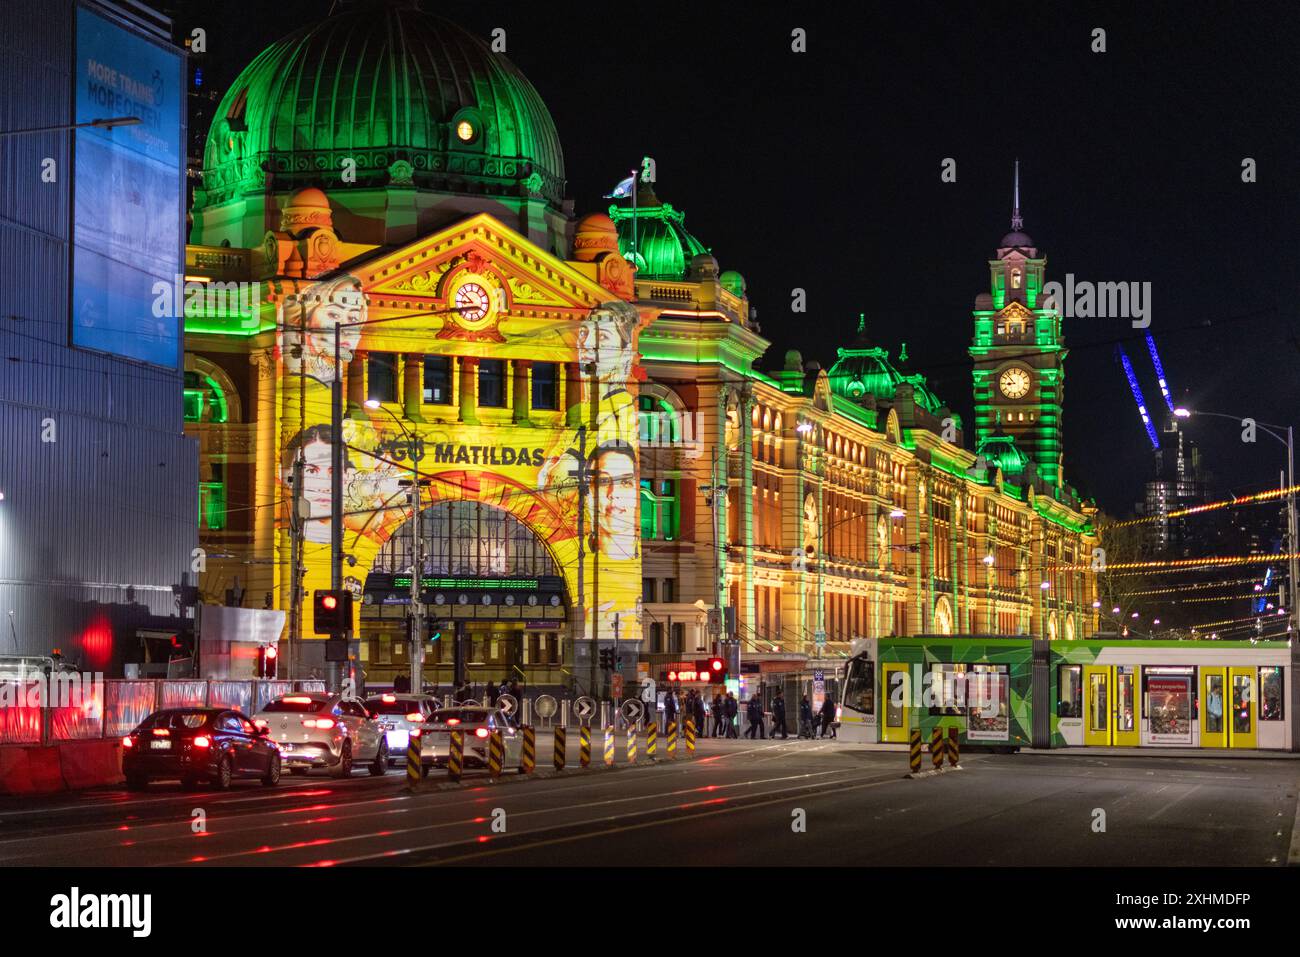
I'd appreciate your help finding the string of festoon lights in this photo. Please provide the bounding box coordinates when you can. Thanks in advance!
[1121,577,1267,597]
[1065,552,1300,573]
[1098,484,1300,530]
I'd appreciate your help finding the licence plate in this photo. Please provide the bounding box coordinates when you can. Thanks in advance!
[279,742,293,752]
[150,740,171,750]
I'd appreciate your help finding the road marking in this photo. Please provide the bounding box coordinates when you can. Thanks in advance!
[409,773,907,866]
[1146,783,1200,821]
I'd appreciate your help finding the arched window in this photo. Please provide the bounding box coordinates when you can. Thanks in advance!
[1011,267,1022,289]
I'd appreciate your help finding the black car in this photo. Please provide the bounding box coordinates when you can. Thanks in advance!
[122,708,282,790]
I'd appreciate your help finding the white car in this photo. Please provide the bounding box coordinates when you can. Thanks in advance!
[415,706,522,774]
[364,693,439,765]
[253,693,388,777]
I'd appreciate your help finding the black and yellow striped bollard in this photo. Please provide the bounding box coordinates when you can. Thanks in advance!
[909,728,922,774]
[521,725,536,774]
[684,718,696,756]
[626,725,637,764]
[579,724,591,768]
[553,726,566,771]
[488,729,504,779]
[448,729,464,783]
[603,726,615,767]
[645,721,657,760]
[930,727,943,771]
[666,719,677,759]
[405,728,422,788]
[946,726,959,767]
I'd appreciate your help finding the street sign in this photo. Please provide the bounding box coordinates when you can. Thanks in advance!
[814,630,827,649]
[534,694,557,719]
[497,693,517,717]
[573,696,597,721]
[611,673,624,699]
[620,699,644,723]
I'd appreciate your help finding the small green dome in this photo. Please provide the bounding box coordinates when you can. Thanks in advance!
[826,315,944,413]
[608,184,709,280]
[976,432,1030,477]
[720,270,746,297]
[195,1,565,213]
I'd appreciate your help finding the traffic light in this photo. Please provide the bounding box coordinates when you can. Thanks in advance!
[313,589,352,635]
[598,648,613,671]
[698,657,726,684]
[257,644,278,679]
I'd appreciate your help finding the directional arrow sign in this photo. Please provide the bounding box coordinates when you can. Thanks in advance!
[534,694,557,719]
[497,693,517,716]
[620,699,644,723]
[573,696,597,721]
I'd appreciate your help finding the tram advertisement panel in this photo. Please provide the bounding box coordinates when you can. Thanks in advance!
[1147,675,1193,744]
[967,665,1009,742]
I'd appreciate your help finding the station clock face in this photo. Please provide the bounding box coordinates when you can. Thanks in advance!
[998,366,1032,399]
[454,282,491,323]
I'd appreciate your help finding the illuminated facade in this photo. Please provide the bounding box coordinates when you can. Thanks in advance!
[183,4,1098,692]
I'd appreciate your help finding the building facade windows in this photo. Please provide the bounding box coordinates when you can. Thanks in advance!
[478,359,506,407]
[531,361,558,410]
[422,355,452,404]
[640,478,679,540]
[367,352,398,403]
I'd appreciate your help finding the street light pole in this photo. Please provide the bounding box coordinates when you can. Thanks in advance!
[330,322,345,693]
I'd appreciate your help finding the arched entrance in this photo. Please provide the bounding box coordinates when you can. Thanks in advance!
[360,500,570,693]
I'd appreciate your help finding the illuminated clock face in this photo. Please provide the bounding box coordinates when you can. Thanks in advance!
[998,367,1032,399]
[455,282,491,323]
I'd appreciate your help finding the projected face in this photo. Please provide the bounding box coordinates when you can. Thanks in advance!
[590,446,637,560]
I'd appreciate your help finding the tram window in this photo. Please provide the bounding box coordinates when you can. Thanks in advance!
[1057,665,1082,718]
[843,658,875,715]
[928,663,967,716]
[1232,674,1252,734]
[1204,673,1224,734]
[1259,667,1284,721]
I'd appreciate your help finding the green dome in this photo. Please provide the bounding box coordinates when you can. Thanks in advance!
[195,1,565,213]
[976,432,1030,477]
[826,315,944,413]
[608,185,709,280]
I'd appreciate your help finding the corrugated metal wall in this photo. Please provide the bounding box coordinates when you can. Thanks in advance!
[0,0,197,669]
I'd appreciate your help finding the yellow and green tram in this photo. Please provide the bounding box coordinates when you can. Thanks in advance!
[838,636,1292,751]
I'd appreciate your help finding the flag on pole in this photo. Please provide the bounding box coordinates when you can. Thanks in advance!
[604,174,635,199]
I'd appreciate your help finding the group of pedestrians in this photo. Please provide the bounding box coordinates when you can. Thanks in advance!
[656,685,837,740]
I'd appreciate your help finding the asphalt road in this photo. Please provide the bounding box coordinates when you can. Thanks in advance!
[1,738,1296,866]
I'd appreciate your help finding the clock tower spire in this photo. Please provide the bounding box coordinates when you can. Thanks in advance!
[969,164,1068,487]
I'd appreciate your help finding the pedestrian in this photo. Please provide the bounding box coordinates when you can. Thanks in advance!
[664,686,678,730]
[799,695,814,739]
[711,693,724,737]
[487,680,499,707]
[724,692,739,738]
[641,680,658,730]
[692,689,705,737]
[819,695,837,739]
[744,694,766,739]
[771,689,788,739]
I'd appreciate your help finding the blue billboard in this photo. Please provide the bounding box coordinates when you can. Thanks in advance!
[71,4,184,368]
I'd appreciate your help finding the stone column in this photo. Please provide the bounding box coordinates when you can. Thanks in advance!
[458,356,479,425]
[402,353,423,422]
[737,383,756,649]
[512,359,532,426]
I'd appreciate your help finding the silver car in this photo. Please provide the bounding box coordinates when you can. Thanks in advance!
[253,693,388,777]
[415,706,522,774]
[364,693,439,765]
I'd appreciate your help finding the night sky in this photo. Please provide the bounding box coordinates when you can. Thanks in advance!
[175,0,1300,516]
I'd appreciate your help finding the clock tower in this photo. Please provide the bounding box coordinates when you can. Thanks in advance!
[969,163,1067,486]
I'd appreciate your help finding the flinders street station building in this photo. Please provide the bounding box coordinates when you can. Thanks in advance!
[182,2,1100,696]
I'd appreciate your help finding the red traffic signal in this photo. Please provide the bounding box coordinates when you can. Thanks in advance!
[256,644,279,679]
[313,590,352,635]
[695,658,727,683]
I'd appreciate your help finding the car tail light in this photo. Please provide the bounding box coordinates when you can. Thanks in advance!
[151,728,170,736]
[121,736,134,748]
[405,712,423,723]
[193,735,211,748]
[382,694,397,703]
[253,718,267,728]
[475,728,490,739]
[303,718,336,730]
[446,717,460,725]
[284,696,313,704]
